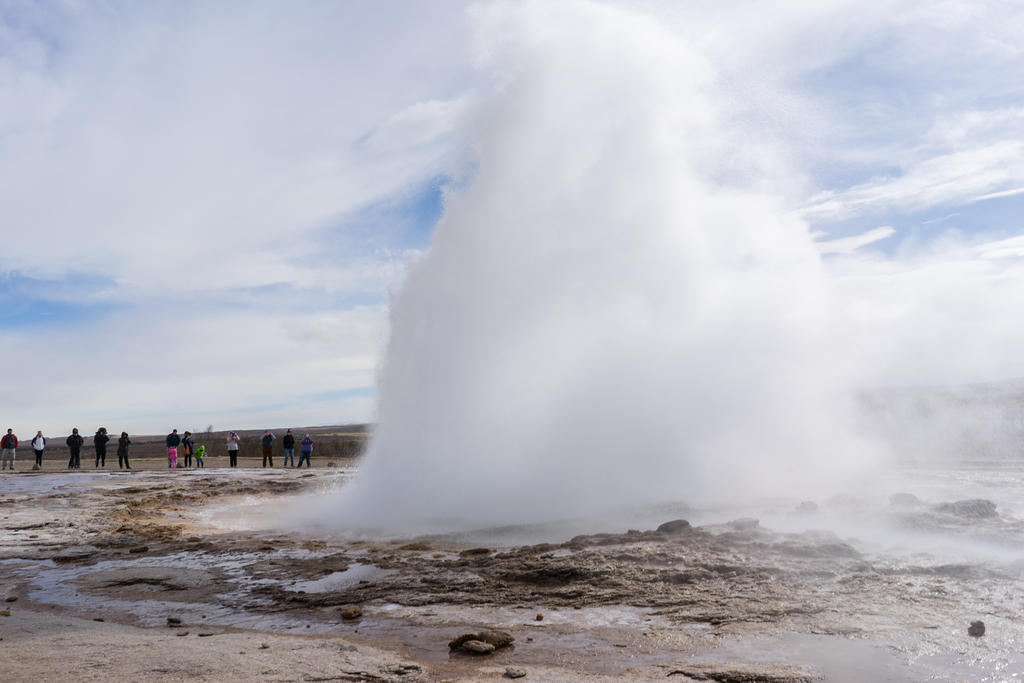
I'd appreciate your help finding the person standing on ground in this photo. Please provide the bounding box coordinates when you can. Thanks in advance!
[166,429,181,468]
[227,431,240,468]
[31,431,46,469]
[261,430,275,468]
[93,427,109,468]
[117,432,131,470]
[67,428,83,469]
[181,431,194,468]
[1,428,17,471]
[298,434,314,468]
[282,429,295,467]
[195,444,206,468]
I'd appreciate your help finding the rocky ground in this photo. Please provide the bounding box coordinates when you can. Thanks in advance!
[0,466,1019,681]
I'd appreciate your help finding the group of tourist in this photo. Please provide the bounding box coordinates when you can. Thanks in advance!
[0,427,317,471]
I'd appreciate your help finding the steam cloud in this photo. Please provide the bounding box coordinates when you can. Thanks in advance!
[315,1,1024,531]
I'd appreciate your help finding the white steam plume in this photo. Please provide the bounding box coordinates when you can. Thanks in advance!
[319,0,883,531]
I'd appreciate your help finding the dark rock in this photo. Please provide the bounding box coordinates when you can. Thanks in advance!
[656,519,691,534]
[326,462,338,468]
[460,547,492,557]
[535,613,543,621]
[176,630,189,636]
[796,501,818,513]
[5,597,17,602]
[385,663,421,675]
[166,617,182,626]
[340,605,363,620]
[460,639,496,654]
[728,518,759,531]
[477,630,515,648]
[968,620,985,637]
[504,667,527,679]
[449,630,515,652]
[935,499,997,519]
[128,546,149,554]
[889,492,921,506]
[93,617,104,622]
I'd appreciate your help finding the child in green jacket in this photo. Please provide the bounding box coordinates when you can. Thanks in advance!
[194,444,206,468]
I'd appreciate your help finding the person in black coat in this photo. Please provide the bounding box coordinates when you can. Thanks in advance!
[181,431,194,468]
[166,429,181,468]
[117,432,131,470]
[66,428,84,469]
[94,427,110,468]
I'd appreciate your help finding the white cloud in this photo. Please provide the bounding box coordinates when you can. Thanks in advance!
[816,226,896,254]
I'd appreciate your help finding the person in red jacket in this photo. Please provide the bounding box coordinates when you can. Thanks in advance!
[1,428,18,471]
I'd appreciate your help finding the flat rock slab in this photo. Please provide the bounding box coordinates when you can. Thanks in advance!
[634,661,817,682]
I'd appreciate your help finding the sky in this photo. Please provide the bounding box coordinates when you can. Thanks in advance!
[4,0,1024,436]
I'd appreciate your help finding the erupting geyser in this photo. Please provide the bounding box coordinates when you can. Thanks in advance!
[324,1,882,530]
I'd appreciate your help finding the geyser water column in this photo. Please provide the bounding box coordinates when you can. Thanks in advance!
[334,1,877,530]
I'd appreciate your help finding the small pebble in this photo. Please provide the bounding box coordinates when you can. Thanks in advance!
[0,609,10,617]
[535,613,543,621]
[5,597,17,603]
[176,630,189,637]
[504,667,527,680]
[93,618,104,622]
[259,642,270,649]
[969,621,986,637]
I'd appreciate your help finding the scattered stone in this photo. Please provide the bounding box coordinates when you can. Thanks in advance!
[969,621,985,637]
[198,632,215,637]
[535,613,543,621]
[167,617,182,626]
[459,547,492,557]
[259,642,270,649]
[327,462,338,468]
[0,609,10,617]
[935,499,998,519]
[5,596,17,602]
[656,519,691,534]
[796,501,818,513]
[460,639,496,654]
[340,605,363,620]
[176,630,189,636]
[339,645,358,653]
[128,546,149,554]
[93,617,104,622]
[889,492,921,506]
[504,667,527,679]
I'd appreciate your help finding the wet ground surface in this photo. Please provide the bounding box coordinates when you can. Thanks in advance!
[2,467,1024,680]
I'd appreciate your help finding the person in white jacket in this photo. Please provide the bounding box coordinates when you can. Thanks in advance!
[31,431,46,469]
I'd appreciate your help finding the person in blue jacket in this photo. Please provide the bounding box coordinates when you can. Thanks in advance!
[298,434,314,468]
